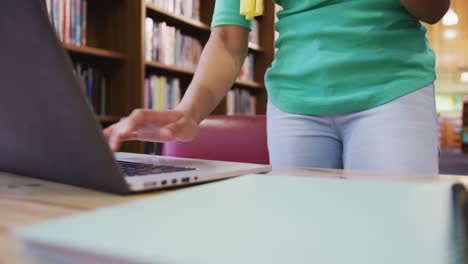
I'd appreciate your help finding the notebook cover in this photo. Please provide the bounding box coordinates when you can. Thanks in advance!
[13,175,465,264]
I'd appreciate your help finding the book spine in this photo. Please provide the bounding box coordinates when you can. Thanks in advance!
[68,0,73,43]
[57,0,63,41]
[145,78,151,109]
[235,88,240,115]
[226,90,234,115]
[249,54,255,81]
[158,76,166,110]
[79,70,87,96]
[75,63,84,93]
[188,0,193,19]
[76,0,81,45]
[152,21,161,61]
[168,0,174,13]
[82,0,87,46]
[166,79,172,109]
[152,76,158,110]
[250,96,256,115]
[94,69,100,114]
[174,0,181,15]
[145,18,154,61]
[241,89,245,115]
[173,78,181,108]
[179,35,185,67]
[87,67,93,111]
[171,27,176,65]
[224,88,256,116]
[242,89,250,115]
[70,0,75,44]
[146,75,182,110]
[147,22,201,67]
[174,29,180,66]
[194,0,200,20]
[63,0,69,43]
[159,22,168,64]
[100,77,106,115]
[80,75,86,96]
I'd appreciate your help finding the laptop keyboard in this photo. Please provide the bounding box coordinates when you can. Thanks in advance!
[117,160,195,177]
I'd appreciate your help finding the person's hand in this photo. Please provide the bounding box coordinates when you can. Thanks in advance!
[103,109,198,152]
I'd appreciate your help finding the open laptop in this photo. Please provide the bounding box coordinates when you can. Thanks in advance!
[0,0,271,194]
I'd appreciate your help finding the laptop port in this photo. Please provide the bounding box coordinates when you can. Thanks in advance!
[143,181,157,188]
[181,177,190,183]
[171,179,178,184]
[161,180,167,186]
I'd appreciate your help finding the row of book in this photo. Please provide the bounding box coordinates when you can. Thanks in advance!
[145,18,202,69]
[73,63,107,115]
[226,88,256,116]
[146,0,200,20]
[145,75,182,111]
[144,75,255,116]
[145,0,259,46]
[45,0,87,46]
[238,54,255,82]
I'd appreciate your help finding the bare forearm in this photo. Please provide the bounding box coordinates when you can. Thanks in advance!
[176,26,249,123]
[400,0,450,24]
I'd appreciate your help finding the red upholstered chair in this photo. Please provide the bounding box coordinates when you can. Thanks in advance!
[162,115,270,164]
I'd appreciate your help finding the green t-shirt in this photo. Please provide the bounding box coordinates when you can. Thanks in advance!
[211,0,436,115]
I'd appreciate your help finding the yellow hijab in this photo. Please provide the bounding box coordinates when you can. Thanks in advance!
[240,0,263,20]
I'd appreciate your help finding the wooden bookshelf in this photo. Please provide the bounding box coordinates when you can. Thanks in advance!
[47,0,275,153]
[63,44,126,60]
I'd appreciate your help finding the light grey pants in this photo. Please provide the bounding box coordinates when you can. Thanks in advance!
[267,84,439,174]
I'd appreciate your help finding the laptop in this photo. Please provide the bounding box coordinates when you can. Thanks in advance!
[0,0,271,194]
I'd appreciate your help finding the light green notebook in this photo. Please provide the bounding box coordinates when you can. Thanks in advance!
[13,175,467,264]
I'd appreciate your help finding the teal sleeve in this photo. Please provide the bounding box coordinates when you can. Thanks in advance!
[211,0,252,30]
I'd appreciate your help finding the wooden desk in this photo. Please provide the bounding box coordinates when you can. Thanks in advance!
[1,169,467,264]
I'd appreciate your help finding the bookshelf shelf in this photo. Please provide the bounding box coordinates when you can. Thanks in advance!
[146,4,210,33]
[248,42,265,53]
[235,80,265,90]
[145,61,195,75]
[97,115,123,123]
[63,44,126,60]
[145,61,264,89]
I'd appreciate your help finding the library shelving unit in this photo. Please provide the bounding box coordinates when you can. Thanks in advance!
[51,0,275,153]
